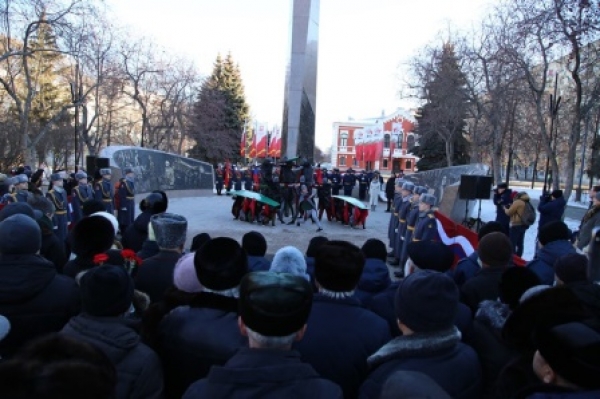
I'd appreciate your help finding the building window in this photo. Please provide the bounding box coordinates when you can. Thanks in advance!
[340,156,346,166]
[383,159,389,169]
[383,134,391,149]
[405,160,412,170]
[397,133,403,148]
[406,134,415,151]
[353,158,358,166]
[340,132,348,147]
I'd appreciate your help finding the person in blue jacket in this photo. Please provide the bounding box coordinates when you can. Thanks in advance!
[527,221,576,285]
[94,168,114,214]
[537,189,566,233]
[412,194,439,242]
[71,171,94,225]
[46,173,70,243]
[329,168,342,195]
[342,168,357,196]
[493,183,513,235]
[355,239,391,307]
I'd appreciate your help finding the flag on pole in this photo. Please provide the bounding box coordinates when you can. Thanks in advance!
[255,122,268,158]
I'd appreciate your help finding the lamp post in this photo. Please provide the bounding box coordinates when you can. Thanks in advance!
[69,60,81,172]
[543,73,561,195]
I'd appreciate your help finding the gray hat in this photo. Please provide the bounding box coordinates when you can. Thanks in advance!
[0,214,41,254]
[100,168,111,176]
[14,174,28,184]
[420,194,437,206]
[402,182,415,192]
[151,213,188,249]
[124,167,134,175]
[270,246,310,281]
[75,171,87,180]
[50,173,62,182]
[415,186,429,195]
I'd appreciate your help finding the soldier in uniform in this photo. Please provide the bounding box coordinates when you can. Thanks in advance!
[387,179,405,255]
[243,169,254,191]
[233,170,243,191]
[413,193,440,242]
[71,171,94,224]
[358,170,369,200]
[46,173,70,243]
[118,167,136,233]
[317,176,333,221]
[342,168,357,197]
[215,169,224,195]
[329,168,342,195]
[389,182,415,266]
[398,186,429,267]
[6,174,32,203]
[94,168,115,214]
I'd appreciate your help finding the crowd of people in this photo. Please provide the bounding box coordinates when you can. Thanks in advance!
[0,167,598,398]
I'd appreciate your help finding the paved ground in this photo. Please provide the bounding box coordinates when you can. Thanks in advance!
[153,190,391,254]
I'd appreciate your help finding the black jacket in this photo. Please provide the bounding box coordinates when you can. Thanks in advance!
[122,211,152,252]
[461,267,506,313]
[182,348,343,399]
[385,177,396,198]
[0,254,80,357]
[38,215,67,272]
[62,314,164,399]
[137,240,160,260]
[134,250,181,303]
[63,249,126,279]
[157,292,247,399]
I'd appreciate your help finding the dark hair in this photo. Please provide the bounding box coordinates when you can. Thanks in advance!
[499,267,541,310]
[0,334,116,399]
[477,221,504,241]
[242,231,267,257]
[361,238,387,262]
[306,236,329,257]
[190,233,211,252]
[594,185,600,193]
[315,240,365,291]
[83,200,108,217]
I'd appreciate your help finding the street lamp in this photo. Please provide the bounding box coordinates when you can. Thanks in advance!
[69,60,83,172]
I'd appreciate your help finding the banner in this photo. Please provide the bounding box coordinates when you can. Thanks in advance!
[354,129,364,162]
[373,122,384,163]
[240,130,246,158]
[255,122,268,158]
[269,125,281,158]
[364,127,373,162]
[246,127,256,159]
[391,122,403,152]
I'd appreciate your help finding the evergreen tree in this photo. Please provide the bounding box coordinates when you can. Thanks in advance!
[188,53,250,163]
[411,43,470,171]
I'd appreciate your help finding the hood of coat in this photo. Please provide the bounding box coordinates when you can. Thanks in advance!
[62,314,139,364]
[0,254,56,303]
[516,192,530,202]
[475,300,511,330]
[357,258,391,293]
[536,240,577,265]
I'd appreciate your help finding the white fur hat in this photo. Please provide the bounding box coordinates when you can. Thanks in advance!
[270,246,310,281]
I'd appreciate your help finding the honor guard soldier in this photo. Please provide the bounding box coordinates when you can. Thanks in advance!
[71,171,94,224]
[413,193,439,242]
[233,170,243,191]
[342,168,357,196]
[390,182,415,266]
[243,169,254,191]
[7,174,32,203]
[215,169,224,195]
[330,168,341,195]
[95,168,114,214]
[398,186,428,267]
[46,173,70,243]
[118,167,136,233]
[358,170,369,200]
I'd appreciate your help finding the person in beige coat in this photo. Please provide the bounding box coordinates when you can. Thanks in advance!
[504,191,531,257]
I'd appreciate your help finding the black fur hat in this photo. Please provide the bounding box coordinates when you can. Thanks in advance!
[72,215,115,257]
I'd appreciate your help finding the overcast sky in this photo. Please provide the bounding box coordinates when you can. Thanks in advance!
[106,0,494,150]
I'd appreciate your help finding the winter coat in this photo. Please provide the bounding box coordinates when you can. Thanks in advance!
[567,281,600,320]
[38,215,67,272]
[494,189,513,227]
[135,250,181,303]
[157,292,247,399]
[122,211,153,253]
[247,255,271,272]
[63,249,127,279]
[354,258,392,308]
[578,205,600,250]
[182,348,343,399]
[137,240,160,260]
[293,294,391,398]
[526,240,577,285]
[514,384,600,399]
[370,281,474,340]
[461,267,506,313]
[369,180,381,206]
[0,254,80,357]
[61,314,164,399]
[537,195,566,231]
[451,252,480,287]
[359,327,482,399]
[505,193,531,226]
[469,300,519,398]
[385,177,396,198]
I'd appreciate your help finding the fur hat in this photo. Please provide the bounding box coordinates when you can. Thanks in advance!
[191,233,211,252]
[538,221,570,246]
[314,241,364,292]
[239,271,312,336]
[0,214,41,255]
[361,239,387,262]
[242,231,267,257]
[82,200,107,217]
[80,265,134,317]
[194,237,248,291]
[419,194,437,206]
[414,186,429,195]
[554,253,588,284]
[407,241,454,272]
[14,174,28,184]
[401,182,415,192]
[50,173,62,182]
[99,168,111,176]
[270,246,309,281]
[173,253,202,293]
[0,202,42,222]
[499,267,541,310]
[395,270,458,332]
[534,322,600,390]
[478,232,512,268]
[75,171,87,180]
[306,236,329,257]
[71,215,115,257]
[91,211,119,237]
[150,213,187,249]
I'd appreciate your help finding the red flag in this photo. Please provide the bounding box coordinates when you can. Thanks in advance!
[255,123,268,158]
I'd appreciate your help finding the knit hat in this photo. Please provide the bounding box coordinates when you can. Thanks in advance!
[194,237,248,290]
[314,241,365,292]
[0,214,41,255]
[242,231,267,257]
[406,241,454,272]
[478,232,512,267]
[71,215,115,257]
[401,182,415,192]
[173,253,202,293]
[395,270,458,332]
[150,213,187,249]
[0,202,42,222]
[91,211,119,237]
[499,267,541,310]
[99,168,111,176]
[361,239,387,262]
[534,322,600,389]
[419,194,437,206]
[538,221,570,246]
[239,271,313,336]
[80,265,134,317]
[554,253,588,284]
[50,173,62,182]
[551,189,563,199]
[270,246,309,281]
[478,221,504,240]
[497,183,508,189]
[75,171,87,181]
[190,233,211,252]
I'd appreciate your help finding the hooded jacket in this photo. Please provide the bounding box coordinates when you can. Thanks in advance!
[505,193,531,226]
[38,215,67,272]
[62,314,164,399]
[0,254,80,357]
[354,258,392,307]
[527,240,577,285]
[122,211,152,252]
[537,195,566,231]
